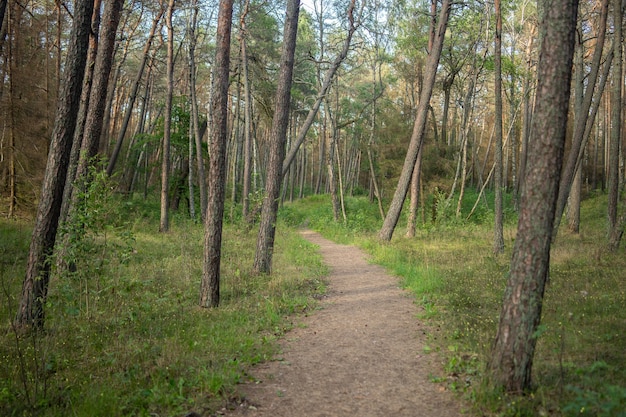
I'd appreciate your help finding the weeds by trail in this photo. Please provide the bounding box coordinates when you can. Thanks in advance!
[286,191,626,417]
[0,195,327,416]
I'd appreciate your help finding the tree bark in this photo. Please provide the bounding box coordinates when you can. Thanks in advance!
[200,0,234,307]
[553,0,609,236]
[489,0,578,393]
[15,0,94,329]
[378,0,452,241]
[254,0,300,274]
[160,0,175,233]
[493,0,505,254]
[607,0,622,234]
[189,0,207,222]
[240,0,253,221]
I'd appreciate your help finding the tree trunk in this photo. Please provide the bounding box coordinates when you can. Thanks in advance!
[240,0,253,221]
[489,0,578,393]
[608,0,622,234]
[106,7,164,176]
[378,0,452,241]
[189,0,207,222]
[494,0,505,254]
[406,145,422,237]
[281,0,359,177]
[253,0,300,273]
[160,0,175,233]
[567,24,585,234]
[15,0,94,329]
[553,0,609,236]
[200,0,234,307]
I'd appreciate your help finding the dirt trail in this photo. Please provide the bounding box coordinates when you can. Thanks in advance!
[223,230,465,416]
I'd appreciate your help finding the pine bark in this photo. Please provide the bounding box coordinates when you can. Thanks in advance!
[15,0,94,329]
[160,0,175,233]
[489,0,578,392]
[553,0,609,236]
[494,0,505,253]
[200,0,234,307]
[254,0,300,273]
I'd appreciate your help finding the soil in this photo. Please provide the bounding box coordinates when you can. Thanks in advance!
[220,230,467,417]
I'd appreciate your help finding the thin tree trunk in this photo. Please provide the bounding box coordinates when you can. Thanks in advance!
[189,0,207,222]
[378,0,452,241]
[494,0,505,254]
[160,0,175,233]
[281,0,360,177]
[254,0,300,273]
[567,24,585,233]
[608,0,622,233]
[489,0,578,393]
[200,0,234,307]
[106,7,164,176]
[15,0,94,329]
[240,0,253,221]
[406,145,422,237]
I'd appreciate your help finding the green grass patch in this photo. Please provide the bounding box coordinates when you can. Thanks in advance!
[285,192,626,416]
[0,197,327,416]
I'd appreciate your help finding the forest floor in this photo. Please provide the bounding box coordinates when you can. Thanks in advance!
[220,230,468,417]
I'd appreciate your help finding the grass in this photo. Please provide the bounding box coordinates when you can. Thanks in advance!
[3,188,625,416]
[284,190,626,417]
[0,196,327,416]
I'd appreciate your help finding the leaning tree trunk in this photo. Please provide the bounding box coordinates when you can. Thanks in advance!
[378,0,452,241]
[489,0,578,393]
[106,7,164,176]
[15,0,94,329]
[281,0,359,177]
[553,0,609,236]
[253,0,300,274]
[200,0,234,307]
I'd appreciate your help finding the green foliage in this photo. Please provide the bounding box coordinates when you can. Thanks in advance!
[0,199,327,416]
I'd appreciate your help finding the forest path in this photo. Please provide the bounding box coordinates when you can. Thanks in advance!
[222,230,465,417]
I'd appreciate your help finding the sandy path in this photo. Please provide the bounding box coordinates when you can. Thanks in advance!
[223,230,464,416]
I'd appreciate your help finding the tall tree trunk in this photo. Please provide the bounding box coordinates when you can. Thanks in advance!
[489,0,578,393]
[58,0,122,272]
[567,23,585,233]
[15,0,94,329]
[240,0,253,221]
[160,0,175,233]
[253,0,300,273]
[608,0,622,233]
[189,0,207,222]
[494,0,505,254]
[200,0,234,307]
[378,0,452,241]
[106,7,164,176]
[553,0,609,236]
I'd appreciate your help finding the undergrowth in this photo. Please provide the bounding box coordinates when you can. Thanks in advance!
[0,194,327,416]
[283,190,626,417]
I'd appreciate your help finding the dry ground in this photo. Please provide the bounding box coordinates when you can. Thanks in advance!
[221,230,467,417]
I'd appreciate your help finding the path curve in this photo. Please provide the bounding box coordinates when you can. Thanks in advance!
[223,230,464,417]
